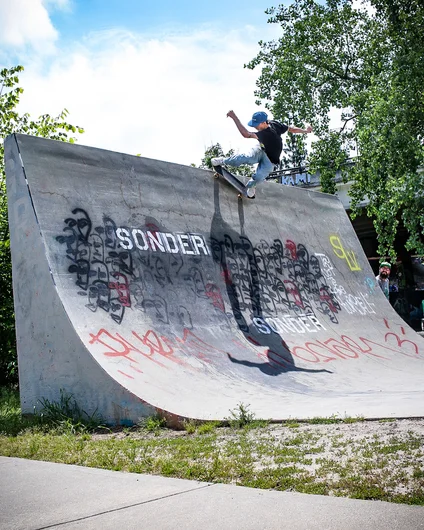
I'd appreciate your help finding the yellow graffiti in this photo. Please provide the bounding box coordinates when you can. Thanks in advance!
[329,236,361,272]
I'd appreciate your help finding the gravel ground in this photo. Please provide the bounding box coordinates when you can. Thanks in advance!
[91,418,424,498]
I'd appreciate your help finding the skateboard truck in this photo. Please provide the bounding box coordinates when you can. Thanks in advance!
[213,165,250,199]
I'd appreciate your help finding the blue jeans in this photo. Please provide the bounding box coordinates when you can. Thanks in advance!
[223,146,275,188]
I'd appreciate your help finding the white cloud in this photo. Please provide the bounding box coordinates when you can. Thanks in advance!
[18,25,281,166]
[351,0,376,15]
[0,0,70,51]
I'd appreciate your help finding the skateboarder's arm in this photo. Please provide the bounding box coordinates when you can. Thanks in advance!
[227,110,258,140]
[288,125,313,134]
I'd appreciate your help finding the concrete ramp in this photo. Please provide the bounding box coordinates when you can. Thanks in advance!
[5,133,424,424]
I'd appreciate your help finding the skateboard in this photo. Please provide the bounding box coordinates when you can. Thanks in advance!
[213,165,253,199]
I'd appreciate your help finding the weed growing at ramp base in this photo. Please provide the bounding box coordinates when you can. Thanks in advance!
[226,402,257,428]
[0,391,423,505]
[0,389,105,436]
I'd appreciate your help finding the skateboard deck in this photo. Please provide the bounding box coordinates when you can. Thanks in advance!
[213,165,249,198]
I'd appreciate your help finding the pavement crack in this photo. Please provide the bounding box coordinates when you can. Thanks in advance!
[34,483,215,530]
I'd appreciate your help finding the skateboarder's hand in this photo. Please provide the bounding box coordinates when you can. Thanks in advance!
[305,124,313,133]
[227,110,237,120]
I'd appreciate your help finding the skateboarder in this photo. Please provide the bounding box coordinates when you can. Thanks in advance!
[211,110,312,198]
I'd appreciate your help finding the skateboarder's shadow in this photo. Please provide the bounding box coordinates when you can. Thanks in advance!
[210,179,331,376]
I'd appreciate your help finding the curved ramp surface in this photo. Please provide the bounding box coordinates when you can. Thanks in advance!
[5,134,424,424]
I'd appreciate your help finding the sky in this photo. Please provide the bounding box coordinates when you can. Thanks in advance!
[0,0,289,166]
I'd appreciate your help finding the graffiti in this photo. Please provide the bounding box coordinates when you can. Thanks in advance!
[281,173,311,186]
[57,209,378,335]
[89,319,422,373]
[89,327,229,368]
[288,325,422,364]
[329,235,361,271]
[210,234,342,326]
[383,318,420,357]
[116,228,210,256]
[315,253,375,315]
[364,276,377,294]
[282,320,421,364]
[56,209,223,327]
[252,314,326,335]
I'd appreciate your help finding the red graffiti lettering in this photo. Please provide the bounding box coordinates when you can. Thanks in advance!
[90,319,422,371]
[175,328,228,362]
[291,345,321,363]
[247,336,261,346]
[91,327,229,368]
[384,333,419,358]
[89,328,166,367]
[267,349,295,367]
[319,288,338,313]
[284,280,304,308]
[109,272,131,307]
[117,370,134,379]
[132,330,182,365]
[89,329,140,363]
[221,267,232,285]
[286,239,297,260]
[290,328,422,365]
[205,282,225,312]
[303,341,339,362]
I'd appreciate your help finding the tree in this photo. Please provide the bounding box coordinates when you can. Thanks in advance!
[199,143,252,177]
[0,65,84,386]
[278,132,308,171]
[246,0,424,260]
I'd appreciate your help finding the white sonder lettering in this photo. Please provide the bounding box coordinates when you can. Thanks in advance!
[116,228,133,250]
[132,229,148,250]
[307,315,326,331]
[147,231,165,252]
[253,314,326,335]
[177,234,195,255]
[299,315,316,332]
[162,233,179,254]
[190,234,210,256]
[273,317,298,334]
[290,318,307,333]
[252,317,271,334]
[116,227,211,256]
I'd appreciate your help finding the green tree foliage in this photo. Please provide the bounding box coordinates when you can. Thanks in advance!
[278,132,308,171]
[199,143,252,177]
[0,65,84,386]
[247,0,424,259]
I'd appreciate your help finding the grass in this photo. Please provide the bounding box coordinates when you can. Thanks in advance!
[1,389,424,505]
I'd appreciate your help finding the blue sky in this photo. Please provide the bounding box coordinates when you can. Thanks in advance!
[0,0,295,165]
[50,0,275,40]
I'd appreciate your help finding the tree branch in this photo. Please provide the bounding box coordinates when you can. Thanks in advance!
[340,115,357,132]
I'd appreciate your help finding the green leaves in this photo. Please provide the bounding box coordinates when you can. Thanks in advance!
[199,143,252,177]
[247,0,383,133]
[0,68,84,153]
[279,132,308,170]
[248,0,424,258]
[309,131,351,195]
[0,65,84,386]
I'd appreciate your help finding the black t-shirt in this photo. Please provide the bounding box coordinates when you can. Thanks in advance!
[255,120,288,164]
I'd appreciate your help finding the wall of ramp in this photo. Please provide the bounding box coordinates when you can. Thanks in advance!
[5,134,424,424]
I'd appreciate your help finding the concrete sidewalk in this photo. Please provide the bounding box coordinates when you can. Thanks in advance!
[1,457,424,530]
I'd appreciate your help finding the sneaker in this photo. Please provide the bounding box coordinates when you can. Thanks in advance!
[211,157,225,167]
[246,187,256,199]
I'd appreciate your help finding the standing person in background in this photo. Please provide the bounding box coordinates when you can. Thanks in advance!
[376,262,391,299]
[211,110,312,198]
